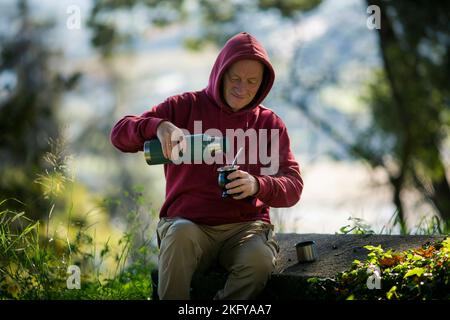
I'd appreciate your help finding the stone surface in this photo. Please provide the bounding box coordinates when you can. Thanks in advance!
[152,233,446,300]
[274,233,445,278]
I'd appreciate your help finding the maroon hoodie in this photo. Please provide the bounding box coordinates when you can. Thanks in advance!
[111,32,303,225]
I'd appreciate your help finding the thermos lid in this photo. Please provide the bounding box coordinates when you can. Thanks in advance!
[295,240,316,247]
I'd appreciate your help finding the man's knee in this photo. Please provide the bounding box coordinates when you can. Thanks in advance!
[232,247,275,282]
[162,219,201,247]
[249,256,274,281]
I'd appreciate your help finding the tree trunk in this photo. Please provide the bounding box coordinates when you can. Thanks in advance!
[371,0,450,225]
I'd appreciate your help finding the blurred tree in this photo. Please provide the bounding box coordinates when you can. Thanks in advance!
[88,0,186,57]
[82,0,184,217]
[0,0,80,220]
[364,0,450,228]
[286,0,450,231]
[87,0,321,54]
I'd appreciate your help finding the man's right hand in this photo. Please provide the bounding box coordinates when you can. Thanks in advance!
[156,121,187,160]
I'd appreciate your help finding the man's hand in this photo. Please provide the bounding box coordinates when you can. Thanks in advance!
[156,121,187,161]
[225,170,260,200]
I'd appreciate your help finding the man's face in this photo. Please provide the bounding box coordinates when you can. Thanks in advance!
[223,59,264,112]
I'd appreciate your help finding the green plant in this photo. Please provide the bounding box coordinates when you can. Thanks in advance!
[0,196,155,300]
[339,213,449,236]
[102,185,159,279]
[0,139,158,300]
[307,237,450,300]
[338,216,376,235]
[413,215,448,235]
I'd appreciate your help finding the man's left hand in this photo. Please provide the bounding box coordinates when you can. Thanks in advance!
[225,170,260,200]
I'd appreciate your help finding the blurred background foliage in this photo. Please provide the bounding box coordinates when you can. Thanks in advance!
[0,0,449,249]
[0,1,80,221]
[284,0,450,232]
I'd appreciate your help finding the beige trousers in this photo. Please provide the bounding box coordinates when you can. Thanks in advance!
[156,217,279,300]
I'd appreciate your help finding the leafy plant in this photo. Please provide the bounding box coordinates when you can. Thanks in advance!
[338,216,375,235]
[307,237,450,300]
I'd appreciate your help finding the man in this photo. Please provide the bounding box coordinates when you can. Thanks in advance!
[111,32,303,299]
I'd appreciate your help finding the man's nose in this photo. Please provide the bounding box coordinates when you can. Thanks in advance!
[235,81,248,93]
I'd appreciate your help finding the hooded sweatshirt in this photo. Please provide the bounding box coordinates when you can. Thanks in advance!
[110,32,303,225]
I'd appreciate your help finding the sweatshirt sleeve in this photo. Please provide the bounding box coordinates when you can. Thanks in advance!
[253,118,303,208]
[110,95,182,153]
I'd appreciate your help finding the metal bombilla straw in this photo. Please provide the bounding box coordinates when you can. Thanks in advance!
[231,147,243,167]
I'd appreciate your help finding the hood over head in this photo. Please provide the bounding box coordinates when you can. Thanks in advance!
[205,32,275,114]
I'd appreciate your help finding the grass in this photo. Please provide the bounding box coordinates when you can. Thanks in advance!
[337,211,449,236]
[0,138,158,300]
[0,195,156,300]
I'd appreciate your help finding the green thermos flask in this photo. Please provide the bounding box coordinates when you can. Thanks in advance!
[143,134,227,165]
